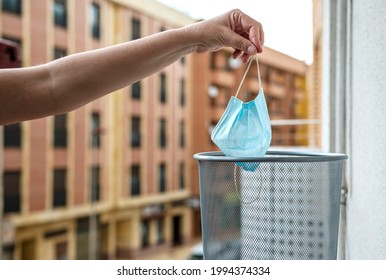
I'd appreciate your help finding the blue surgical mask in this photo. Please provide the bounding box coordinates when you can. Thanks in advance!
[211,55,272,171]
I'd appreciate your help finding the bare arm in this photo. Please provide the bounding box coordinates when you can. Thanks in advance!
[0,9,264,125]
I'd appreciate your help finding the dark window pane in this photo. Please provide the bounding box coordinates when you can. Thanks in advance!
[3,244,15,259]
[131,165,140,196]
[53,0,67,28]
[131,81,141,99]
[4,171,21,214]
[91,113,100,148]
[76,217,89,260]
[53,169,67,207]
[179,120,185,148]
[141,220,149,248]
[159,163,166,193]
[131,18,141,40]
[179,162,185,190]
[54,114,67,148]
[131,116,141,148]
[180,78,185,106]
[55,241,68,260]
[2,0,22,15]
[159,119,166,148]
[0,37,21,68]
[156,218,164,244]
[4,123,21,147]
[90,166,100,202]
[90,3,100,39]
[54,48,67,60]
[160,73,167,103]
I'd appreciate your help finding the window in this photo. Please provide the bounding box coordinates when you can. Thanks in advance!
[159,118,167,148]
[269,96,284,115]
[91,113,100,148]
[131,18,141,40]
[0,37,21,68]
[2,0,22,15]
[131,116,141,148]
[53,0,67,28]
[179,162,185,190]
[179,120,185,148]
[53,169,67,208]
[55,241,68,260]
[76,218,89,260]
[4,171,21,214]
[180,78,185,106]
[4,123,21,148]
[131,165,141,196]
[54,48,67,60]
[156,218,164,244]
[159,163,166,193]
[90,3,100,39]
[159,73,167,103]
[53,114,67,148]
[3,244,15,259]
[141,220,150,248]
[131,81,141,99]
[90,166,100,202]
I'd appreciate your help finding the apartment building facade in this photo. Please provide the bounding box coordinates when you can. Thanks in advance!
[0,0,195,259]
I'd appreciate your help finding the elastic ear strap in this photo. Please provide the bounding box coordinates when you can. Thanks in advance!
[234,56,254,99]
[234,55,262,99]
[256,55,262,90]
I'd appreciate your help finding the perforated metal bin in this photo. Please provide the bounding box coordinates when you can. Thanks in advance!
[193,151,347,260]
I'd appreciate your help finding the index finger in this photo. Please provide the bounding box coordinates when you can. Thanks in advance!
[239,13,264,52]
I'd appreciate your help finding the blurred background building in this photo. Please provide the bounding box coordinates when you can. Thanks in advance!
[0,0,314,260]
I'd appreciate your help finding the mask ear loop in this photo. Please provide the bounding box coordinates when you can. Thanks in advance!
[234,55,262,99]
[232,55,264,204]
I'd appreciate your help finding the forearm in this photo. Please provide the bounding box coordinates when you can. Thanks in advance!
[48,27,194,110]
[0,27,194,125]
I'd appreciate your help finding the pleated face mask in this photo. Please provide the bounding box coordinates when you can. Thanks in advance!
[211,55,272,171]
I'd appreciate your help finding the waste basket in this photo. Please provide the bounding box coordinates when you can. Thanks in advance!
[194,150,347,260]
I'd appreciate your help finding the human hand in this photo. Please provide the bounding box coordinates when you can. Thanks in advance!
[184,9,264,63]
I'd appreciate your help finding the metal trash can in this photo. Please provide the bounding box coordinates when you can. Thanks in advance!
[194,150,348,260]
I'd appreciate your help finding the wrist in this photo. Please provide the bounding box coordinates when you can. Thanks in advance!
[180,24,200,54]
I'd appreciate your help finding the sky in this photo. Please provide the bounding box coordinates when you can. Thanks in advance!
[156,0,313,64]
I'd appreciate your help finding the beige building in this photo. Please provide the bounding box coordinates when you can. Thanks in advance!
[0,0,195,260]
[308,0,323,148]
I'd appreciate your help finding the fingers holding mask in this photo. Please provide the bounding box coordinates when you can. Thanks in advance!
[188,9,264,62]
[226,9,265,62]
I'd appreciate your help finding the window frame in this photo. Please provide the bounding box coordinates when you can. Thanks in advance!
[53,168,67,208]
[3,171,21,214]
[131,116,141,148]
[53,114,68,148]
[53,0,67,28]
[2,0,22,15]
[90,2,101,40]
[4,123,21,148]
[130,165,141,196]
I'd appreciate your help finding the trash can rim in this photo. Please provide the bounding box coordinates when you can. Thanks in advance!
[193,150,348,162]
